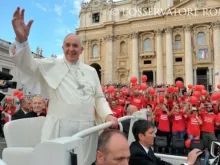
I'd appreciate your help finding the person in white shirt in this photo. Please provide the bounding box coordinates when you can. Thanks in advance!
[10,7,117,165]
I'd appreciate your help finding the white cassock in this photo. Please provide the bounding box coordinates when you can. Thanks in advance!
[9,41,113,165]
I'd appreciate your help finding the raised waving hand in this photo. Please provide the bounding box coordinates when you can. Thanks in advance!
[12,7,34,43]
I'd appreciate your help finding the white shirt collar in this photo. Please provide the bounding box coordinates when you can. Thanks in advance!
[139,142,149,154]
[21,109,28,114]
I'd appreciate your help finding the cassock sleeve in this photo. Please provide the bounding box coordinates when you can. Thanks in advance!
[93,69,113,123]
[9,41,48,96]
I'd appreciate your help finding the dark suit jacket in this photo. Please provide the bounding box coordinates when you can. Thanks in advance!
[12,109,26,120]
[24,111,46,118]
[129,141,172,165]
[121,119,131,138]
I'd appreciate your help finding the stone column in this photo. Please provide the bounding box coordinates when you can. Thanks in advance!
[184,25,193,86]
[165,27,174,84]
[155,29,163,85]
[212,21,220,89]
[193,68,197,84]
[153,70,156,85]
[130,32,139,83]
[104,35,114,84]
[208,67,213,85]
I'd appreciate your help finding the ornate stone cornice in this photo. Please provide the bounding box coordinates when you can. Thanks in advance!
[128,32,139,39]
[184,25,191,32]
[104,35,115,41]
[165,27,172,33]
[115,35,129,40]
[155,29,163,36]
[212,21,220,30]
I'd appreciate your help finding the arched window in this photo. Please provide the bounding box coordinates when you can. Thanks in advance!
[92,44,98,57]
[197,32,206,45]
[120,41,126,54]
[175,34,181,49]
[143,38,152,51]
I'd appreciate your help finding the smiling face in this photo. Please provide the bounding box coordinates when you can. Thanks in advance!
[32,96,45,113]
[62,34,84,63]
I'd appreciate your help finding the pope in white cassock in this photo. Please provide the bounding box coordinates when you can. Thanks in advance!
[10,7,117,165]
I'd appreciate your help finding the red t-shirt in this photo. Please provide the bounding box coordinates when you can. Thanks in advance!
[201,113,218,133]
[118,97,126,105]
[131,97,144,110]
[154,107,162,122]
[111,107,123,118]
[215,113,220,130]
[116,105,125,117]
[180,107,188,128]
[172,113,185,132]
[158,113,170,132]
[187,114,201,136]
[127,97,132,102]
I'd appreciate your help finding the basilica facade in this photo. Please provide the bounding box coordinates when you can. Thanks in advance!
[76,0,220,90]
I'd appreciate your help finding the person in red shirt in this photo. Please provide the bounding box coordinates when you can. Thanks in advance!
[170,104,185,138]
[131,91,145,110]
[153,104,163,127]
[156,106,171,153]
[116,99,126,117]
[201,104,220,150]
[199,103,207,116]
[111,100,123,118]
[2,101,16,123]
[186,107,202,139]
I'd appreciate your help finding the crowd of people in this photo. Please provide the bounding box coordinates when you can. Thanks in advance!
[101,81,220,162]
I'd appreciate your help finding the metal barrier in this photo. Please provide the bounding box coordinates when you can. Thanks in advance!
[67,115,136,165]
[32,110,184,165]
[68,110,150,165]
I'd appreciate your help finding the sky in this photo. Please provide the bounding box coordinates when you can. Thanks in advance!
[0,0,90,58]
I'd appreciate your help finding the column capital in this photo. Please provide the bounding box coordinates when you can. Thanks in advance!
[155,29,163,36]
[165,27,172,33]
[128,32,139,39]
[183,24,191,32]
[103,35,115,41]
[212,21,220,30]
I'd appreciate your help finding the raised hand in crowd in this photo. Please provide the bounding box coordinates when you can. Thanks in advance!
[12,7,34,43]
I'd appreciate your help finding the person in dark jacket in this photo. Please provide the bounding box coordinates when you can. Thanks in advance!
[121,105,138,138]
[12,98,32,120]
[24,96,46,118]
[129,120,202,165]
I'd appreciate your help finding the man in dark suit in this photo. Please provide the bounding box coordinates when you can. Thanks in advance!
[121,105,138,138]
[12,98,32,120]
[129,120,202,165]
